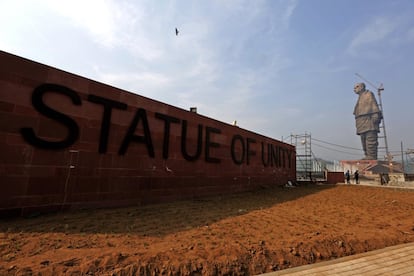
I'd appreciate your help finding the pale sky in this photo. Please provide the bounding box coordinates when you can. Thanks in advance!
[1,0,414,162]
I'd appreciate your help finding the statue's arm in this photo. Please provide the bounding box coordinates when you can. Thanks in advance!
[371,111,382,125]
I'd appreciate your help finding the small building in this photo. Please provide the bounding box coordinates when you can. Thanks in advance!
[340,160,403,175]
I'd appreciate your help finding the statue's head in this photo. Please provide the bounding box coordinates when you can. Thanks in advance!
[354,82,366,94]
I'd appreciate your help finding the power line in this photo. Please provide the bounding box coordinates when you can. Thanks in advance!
[287,134,404,161]
[312,137,403,160]
[312,141,362,156]
[312,137,362,151]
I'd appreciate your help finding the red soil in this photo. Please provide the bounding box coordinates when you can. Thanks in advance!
[1,184,414,275]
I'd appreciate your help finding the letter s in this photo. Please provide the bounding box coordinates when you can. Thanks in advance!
[20,83,81,150]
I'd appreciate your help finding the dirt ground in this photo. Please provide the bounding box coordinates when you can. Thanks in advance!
[1,183,414,275]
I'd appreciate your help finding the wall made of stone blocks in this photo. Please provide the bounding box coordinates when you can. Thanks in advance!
[0,51,296,217]
[326,171,345,184]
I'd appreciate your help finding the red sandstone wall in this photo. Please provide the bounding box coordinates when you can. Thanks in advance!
[326,172,345,184]
[0,51,296,217]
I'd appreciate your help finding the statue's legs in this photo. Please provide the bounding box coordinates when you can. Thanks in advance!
[361,131,378,160]
[360,135,367,157]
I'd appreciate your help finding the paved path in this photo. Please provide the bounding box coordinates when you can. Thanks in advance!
[355,181,414,190]
[260,242,414,276]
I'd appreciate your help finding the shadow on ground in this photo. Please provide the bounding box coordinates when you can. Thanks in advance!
[0,184,335,237]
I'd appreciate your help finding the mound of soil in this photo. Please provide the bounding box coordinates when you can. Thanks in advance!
[1,184,414,275]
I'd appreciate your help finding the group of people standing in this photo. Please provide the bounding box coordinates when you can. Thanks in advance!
[345,170,359,184]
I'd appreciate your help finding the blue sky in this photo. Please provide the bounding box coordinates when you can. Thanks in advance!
[1,0,414,161]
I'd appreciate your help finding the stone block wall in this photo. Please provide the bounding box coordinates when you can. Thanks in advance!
[326,171,345,184]
[0,51,296,217]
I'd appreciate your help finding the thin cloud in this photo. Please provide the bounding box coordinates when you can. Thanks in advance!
[407,27,414,41]
[45,0,118,46]
[45,0,164,61]
[347,17,397,56]
[98,71,170,87]
[281,0,298,29]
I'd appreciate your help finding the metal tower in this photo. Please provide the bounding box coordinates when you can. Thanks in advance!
[287,133,324,181]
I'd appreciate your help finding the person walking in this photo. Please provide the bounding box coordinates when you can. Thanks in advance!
[345,170,351,184]
[354,170,359,184]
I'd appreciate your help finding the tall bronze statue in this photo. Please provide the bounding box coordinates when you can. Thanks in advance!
[353,82,382,160]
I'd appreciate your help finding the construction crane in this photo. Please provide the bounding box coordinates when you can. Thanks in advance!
[355,73,391,163]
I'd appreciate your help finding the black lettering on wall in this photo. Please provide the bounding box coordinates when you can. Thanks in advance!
[261,142,269,167]
[19,84,292,168]
[281,148,286,168]
[246,138,256,165]
[231,134,245,165]
[205,127,221,163]
[87,94,127,154]
[20,83,81,150]
[155,113,180,159]
[287,149,293,168]
[181,120,202,161]
[270,144,279,167]
[118,108,154,156]
[261,143,295,168]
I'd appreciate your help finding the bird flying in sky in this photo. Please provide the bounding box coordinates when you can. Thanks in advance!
[175,28,179,36]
